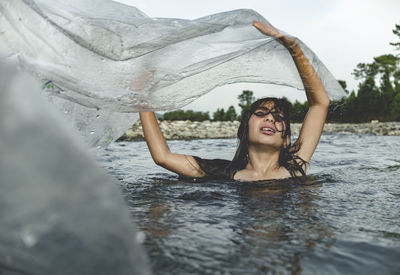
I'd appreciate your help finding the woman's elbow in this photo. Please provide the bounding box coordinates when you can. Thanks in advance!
[321,97,330,109]
[152,156,165,166]
[321,87,330,106]
[152,153,170,167]
[315,91,330,109]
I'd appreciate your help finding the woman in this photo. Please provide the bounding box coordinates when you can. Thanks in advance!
[139,20,330,181]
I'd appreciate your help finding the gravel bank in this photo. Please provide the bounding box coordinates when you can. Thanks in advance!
[118,121,400,141]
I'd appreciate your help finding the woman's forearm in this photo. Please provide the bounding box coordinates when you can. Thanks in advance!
[252,20,329,108]
[139,112,171,164]
[285,42,330,107]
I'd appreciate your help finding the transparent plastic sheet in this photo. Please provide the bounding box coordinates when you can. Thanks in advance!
[0,59,150,274]
[0,0,345,147]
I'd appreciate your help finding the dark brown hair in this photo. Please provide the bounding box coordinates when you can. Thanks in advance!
[226,97,307,178]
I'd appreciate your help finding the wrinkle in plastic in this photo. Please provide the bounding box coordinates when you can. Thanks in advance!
[0,0,345,147]
[0,60,150,274]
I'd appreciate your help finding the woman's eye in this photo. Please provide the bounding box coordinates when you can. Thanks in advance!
[254,112,266,117]
[274,115,284,122]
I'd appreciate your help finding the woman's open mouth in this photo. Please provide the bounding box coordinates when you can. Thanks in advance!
[260,126,276,135]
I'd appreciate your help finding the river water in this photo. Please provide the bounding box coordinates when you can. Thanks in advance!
[98,134,400,274]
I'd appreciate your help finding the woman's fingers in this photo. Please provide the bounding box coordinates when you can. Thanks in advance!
[252,20,281,38]
[253,20,297,48]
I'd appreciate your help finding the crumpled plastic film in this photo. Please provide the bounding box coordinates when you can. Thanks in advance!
[0,59,151,274]
[0,0,345,147]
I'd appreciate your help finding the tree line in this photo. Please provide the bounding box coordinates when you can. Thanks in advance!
[160,24,400,123]
[322,23,399,123]
[158,90,254,122]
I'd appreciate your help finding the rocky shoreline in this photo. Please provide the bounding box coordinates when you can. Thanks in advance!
[118,121,400,141]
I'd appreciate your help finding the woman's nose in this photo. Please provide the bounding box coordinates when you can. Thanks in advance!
[264,113,274,122]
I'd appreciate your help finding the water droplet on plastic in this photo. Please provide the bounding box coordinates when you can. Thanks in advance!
[96,114,101,119]
[21,230,37,247]
[90,131,95,135]
[136,231,146,243]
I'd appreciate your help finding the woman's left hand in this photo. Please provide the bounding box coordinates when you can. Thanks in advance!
[252,20,297,49]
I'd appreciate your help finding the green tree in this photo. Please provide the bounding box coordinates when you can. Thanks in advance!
[379,72,396,120]
[224,106,238,121]
[375,54,398,119]
[352,54,399,122]
[348,24,400,122]
[237,90,255,118]
[291,100,308,123]
[213,108,225,121]
[342,91,357,122]
[162,110,185,120]
[213,106,238,121]
[390,24,400,51]
[162,109,210,121]
[356,77,379,122]
[392,93,400,120]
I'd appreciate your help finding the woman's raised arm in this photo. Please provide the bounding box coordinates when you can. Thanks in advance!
[253,21,330,164]
[139,112,205,177]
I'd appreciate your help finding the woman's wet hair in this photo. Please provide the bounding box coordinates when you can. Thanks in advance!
[226,97,307,177]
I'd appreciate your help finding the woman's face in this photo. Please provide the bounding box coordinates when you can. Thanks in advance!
[247,101,288,148]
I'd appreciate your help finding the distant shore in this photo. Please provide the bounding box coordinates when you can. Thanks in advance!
[118,121,400,141]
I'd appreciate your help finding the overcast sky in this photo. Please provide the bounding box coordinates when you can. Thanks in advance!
[116,0,400,113]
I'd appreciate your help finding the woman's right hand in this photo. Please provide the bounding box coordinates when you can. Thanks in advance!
[139,112,206,178]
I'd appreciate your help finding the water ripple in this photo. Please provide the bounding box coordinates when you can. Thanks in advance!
[97,134,400,274]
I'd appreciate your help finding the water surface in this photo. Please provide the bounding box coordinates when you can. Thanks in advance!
[99,134,400,274]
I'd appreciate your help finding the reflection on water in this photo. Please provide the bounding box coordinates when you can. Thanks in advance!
[98,135,400,274]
